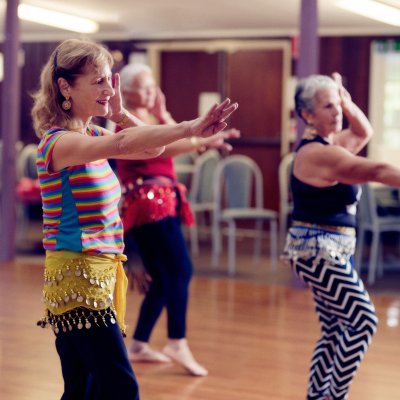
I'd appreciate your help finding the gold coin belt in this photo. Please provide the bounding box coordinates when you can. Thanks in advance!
[39,257,119,331]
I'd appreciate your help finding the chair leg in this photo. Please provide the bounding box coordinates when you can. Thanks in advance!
[189,225,199,257]
[279,211,287,252]
[212,216,220,269]
[354,227,365,273]
[377,241,384,278]
[368,230,380,285]
[227,220,236,276]
[189,211,199,256]
[270,219,278,272]
[253,220,262,267]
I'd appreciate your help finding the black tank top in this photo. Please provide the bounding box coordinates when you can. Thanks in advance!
[291,135,361,227]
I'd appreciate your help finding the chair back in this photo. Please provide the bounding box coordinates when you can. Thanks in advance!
[278,152,294,215]
[174,151,198,188]
[357,183,378,227]
[213,155,263,213]
[18,144,38,179]
[189,149,221,205]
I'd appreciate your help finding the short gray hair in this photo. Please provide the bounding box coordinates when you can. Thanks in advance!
[119,63,153,91]
[295,75,338,121]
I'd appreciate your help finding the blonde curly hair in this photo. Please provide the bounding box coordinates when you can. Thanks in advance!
[31,38,114,138]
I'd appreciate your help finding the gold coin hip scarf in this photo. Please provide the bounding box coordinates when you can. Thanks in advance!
[38,250,128,336]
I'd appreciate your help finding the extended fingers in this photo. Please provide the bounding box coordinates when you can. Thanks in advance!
[218,103,238,122]
[332,72,342,87]
[212,121,227,135]
[214,98,231,113]
[113,73,120,89]
[225,128,240,138]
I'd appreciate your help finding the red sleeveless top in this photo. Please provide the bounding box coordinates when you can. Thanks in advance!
[115,125,177,184]
[114,120,194,231]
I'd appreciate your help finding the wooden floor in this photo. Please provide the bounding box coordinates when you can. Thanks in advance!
[1,246,400,400]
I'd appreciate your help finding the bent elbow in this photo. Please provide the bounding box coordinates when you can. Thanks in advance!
[371,163,389,182]
[114,133,130,155]
[146,146,165,158]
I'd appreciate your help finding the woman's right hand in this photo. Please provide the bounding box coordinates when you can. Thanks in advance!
[188,99,238,138]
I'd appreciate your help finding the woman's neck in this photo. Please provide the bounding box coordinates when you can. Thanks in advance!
[315,129,335,145]
[69,113,91,135]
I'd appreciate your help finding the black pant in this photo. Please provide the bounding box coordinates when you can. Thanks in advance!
[55,311,139,400]
[130,216,193,341]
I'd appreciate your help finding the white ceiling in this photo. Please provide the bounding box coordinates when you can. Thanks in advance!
[1,0,400,43]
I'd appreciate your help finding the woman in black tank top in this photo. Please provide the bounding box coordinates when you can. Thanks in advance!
[282,73,400,400]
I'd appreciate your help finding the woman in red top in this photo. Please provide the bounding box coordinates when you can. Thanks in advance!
[116,63,239,376]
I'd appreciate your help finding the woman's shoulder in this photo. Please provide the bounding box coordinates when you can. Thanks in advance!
[39,126,69,145]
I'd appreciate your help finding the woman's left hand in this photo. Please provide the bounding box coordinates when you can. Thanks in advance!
[332,72,352,108]
[105,73,124,122]
[199,128,240,151]
[149,87,170,123]
[189,98,238,138]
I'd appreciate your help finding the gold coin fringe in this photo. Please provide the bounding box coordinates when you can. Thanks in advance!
[37,306,118,334]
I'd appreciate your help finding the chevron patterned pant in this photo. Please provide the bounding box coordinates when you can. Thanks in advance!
[291,255,378,400]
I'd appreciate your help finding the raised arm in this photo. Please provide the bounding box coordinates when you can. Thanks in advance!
[294,142,400,188]
[332,73,373,155]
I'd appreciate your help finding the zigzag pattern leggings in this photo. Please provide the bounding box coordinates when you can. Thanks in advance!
[291,255,378,400]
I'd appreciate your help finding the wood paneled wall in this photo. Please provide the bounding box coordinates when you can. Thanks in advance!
[160,51,219,122]
[319,37,371,155]
[20,42,58,142]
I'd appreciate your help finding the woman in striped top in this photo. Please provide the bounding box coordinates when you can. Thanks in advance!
[32,38,237,400]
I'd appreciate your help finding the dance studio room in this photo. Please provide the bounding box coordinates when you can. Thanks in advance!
[0,1,399,399]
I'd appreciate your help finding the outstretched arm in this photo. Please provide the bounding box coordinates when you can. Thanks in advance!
[160,128,240,158]
[49,98,238,171]
[332,72,373,155]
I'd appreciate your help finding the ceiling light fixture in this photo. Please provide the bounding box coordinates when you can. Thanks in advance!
[18,4,99,33]
[335,0,400,26]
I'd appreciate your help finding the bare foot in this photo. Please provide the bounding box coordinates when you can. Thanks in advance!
[163,338,208,376]
[128,339,172,363]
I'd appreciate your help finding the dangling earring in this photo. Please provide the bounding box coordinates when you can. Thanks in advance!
[62,96,71,110]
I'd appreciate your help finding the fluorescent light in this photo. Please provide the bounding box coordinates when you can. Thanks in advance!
[18,4,99,33]
[335,0,400,26]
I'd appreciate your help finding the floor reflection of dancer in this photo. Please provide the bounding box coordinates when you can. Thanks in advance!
[33,38,237,399]
[116,63,240,376]
[283,72,400,400]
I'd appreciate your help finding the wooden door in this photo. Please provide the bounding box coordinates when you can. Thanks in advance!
[160,48,285,212]
[160,51,219,122]
[226,50,283,211]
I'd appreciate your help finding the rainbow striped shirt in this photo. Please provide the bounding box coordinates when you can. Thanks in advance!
[37,125,124,253]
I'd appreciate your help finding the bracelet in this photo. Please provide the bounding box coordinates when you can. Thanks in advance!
[116,110,130,127]
[190,136,206,154]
